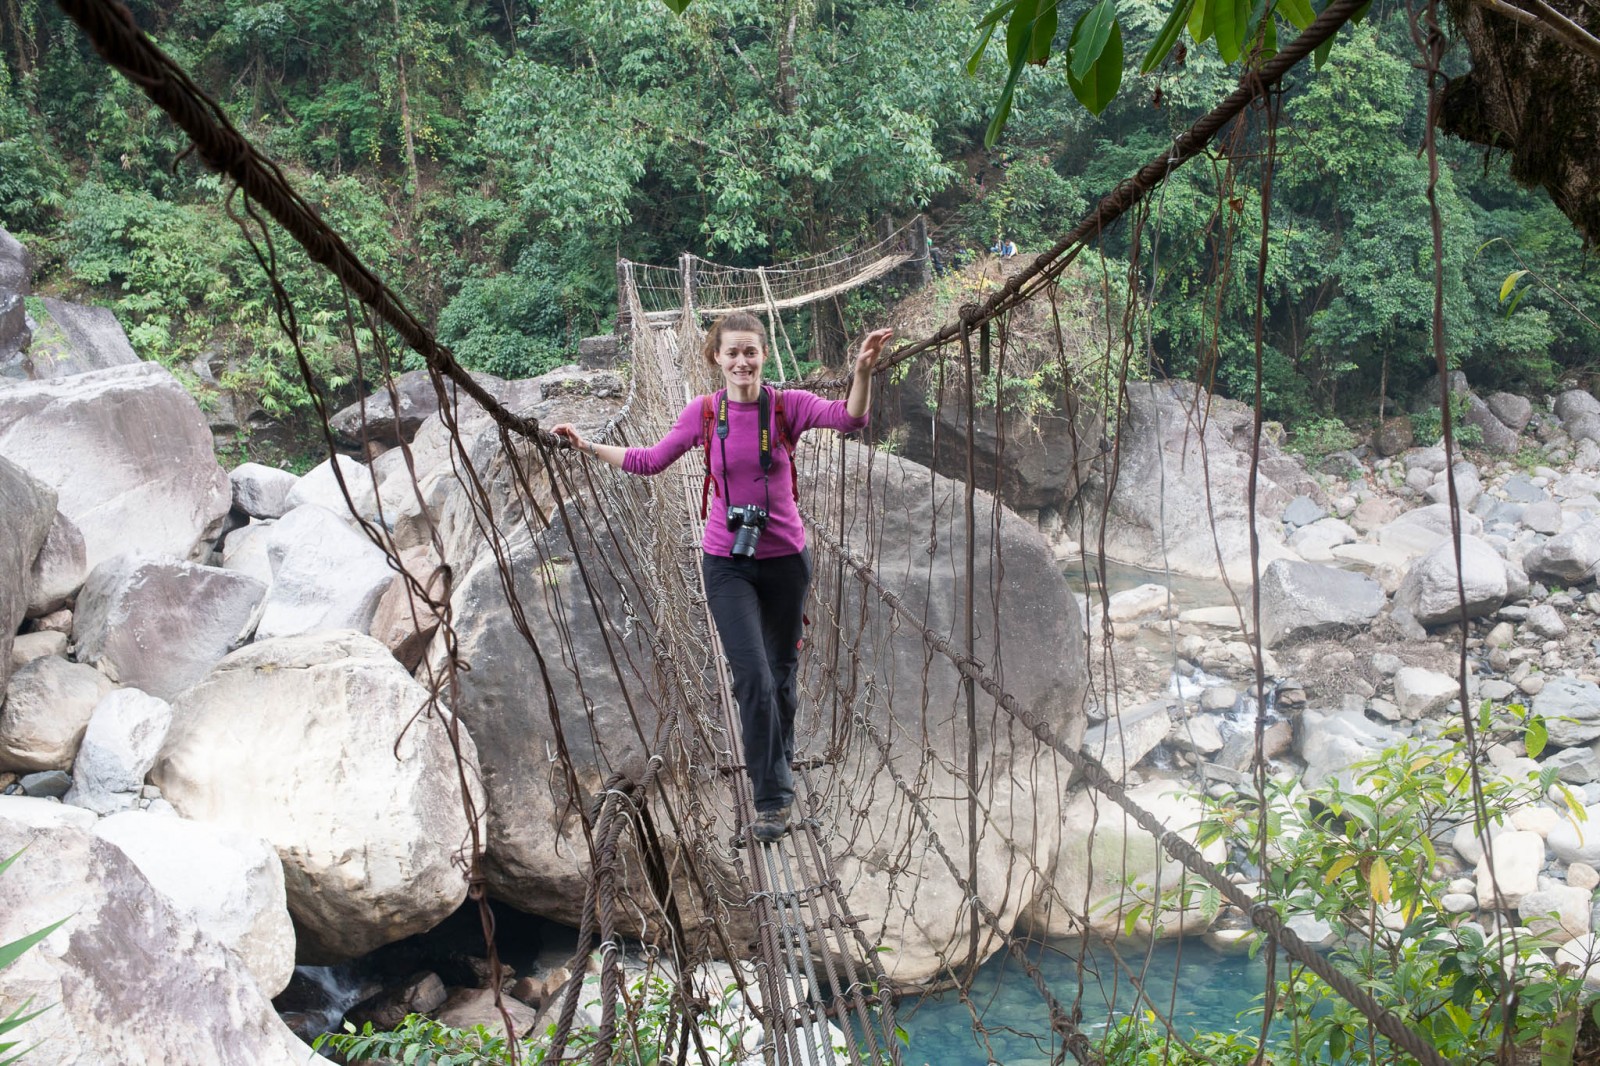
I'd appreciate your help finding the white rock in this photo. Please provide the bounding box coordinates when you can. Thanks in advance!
[0,805,312,1063]
[0,656,112,772]
[1512,806,1560,838]
[0,362,230,572]
[1554,934,1600,987]
[254,505,395,640]
[283,454,383,527]
[63,688,173,815]
[1476,830,1545,909]
[1168,715,1225,755]
[1453,817,1511,865]
[151,632,482,962]
[1081,700,1172,777]
[220,521,274,586]
[1288,517,1357,563]
[229,463,298,520]
[1519,884,1593,943]
[1106,583,1169,622]
[1392,535,1507,627]
[1525,603,1569,639]
[1568,862,1600,890]
[71,554,266,701]
[1550,804,1600,867]
[95,810,295,995]
[1392,667,1459,718]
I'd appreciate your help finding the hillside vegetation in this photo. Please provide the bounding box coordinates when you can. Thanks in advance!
[1,0,1596,459]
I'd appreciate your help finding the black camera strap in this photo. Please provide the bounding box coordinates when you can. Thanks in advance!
[716,387,773,513]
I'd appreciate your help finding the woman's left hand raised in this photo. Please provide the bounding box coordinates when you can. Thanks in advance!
[855,328,894,376]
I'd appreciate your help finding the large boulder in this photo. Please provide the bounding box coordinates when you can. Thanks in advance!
[283,453,382,525]
[0,227,31,365]
[94,810,296,996]
[1081,699,1172,776]
[22,297,141,379]
[26,507,87,616]
[0,656,113,772]
[0,361,230,571]
[0,456,55,694]
[151,632,482,962]
[1024,781,1224,938]
[893,396,1090,513]
[72,554,267,700]
[329,369,510,447]
[1535,677,1600,747]
[0,799,314,1064]
[1554,389,1600,426]
[1257,559,1385,647]
[1457,390,1520,453]
[1392,535,1508,627]
[229,462,299,520]
[1069,382,1301,583]
[62,687,174,815]
[1487,393,1534,433]
[1298,708,1400,789]
[255,504,396,640]
[1523,521,1600,585]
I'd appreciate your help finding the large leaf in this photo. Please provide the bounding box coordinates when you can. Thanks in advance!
[1313,31,1335,68]
[1141,0,1197,72]
[967,20,1001,74]
[983,47,1031,146]
[660,0,693,13]
[1070,0,1118,82]
[1030,0,1059,64]
[1213,0,1253,63]
[1007,0,1041,63]
[1277,0,1316,30]
[1368,855,1392,904]
[976,0,1027,30]
[1188,0,1216,43]
[1066,16,1122,115]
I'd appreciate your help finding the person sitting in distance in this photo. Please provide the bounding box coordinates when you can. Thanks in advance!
[553,313,893,844]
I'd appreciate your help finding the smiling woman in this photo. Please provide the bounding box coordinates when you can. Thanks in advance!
[551,312,891,843]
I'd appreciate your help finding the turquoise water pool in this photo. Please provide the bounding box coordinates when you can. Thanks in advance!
[895,937,1271,1065]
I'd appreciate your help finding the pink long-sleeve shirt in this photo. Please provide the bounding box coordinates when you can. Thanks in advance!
[623,388,868,558]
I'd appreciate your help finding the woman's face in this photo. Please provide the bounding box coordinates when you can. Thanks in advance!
[715,330,766,393]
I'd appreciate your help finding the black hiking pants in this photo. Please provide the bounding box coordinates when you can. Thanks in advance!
[702,549,811,813]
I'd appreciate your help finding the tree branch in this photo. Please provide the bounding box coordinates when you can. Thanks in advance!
[1466,0,1600,62]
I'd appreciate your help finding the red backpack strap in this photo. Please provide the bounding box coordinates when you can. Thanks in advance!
[699,392,719,520]
[772,386,800,506]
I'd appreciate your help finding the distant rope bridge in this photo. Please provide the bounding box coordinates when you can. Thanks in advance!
[55,1,1464,1064]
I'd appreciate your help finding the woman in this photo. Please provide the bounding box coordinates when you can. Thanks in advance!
[553,312,892,843]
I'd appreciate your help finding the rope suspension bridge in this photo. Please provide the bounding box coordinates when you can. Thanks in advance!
[56,1,1499,1063]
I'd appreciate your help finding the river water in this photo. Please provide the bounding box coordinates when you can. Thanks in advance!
[897,937,1271,1065]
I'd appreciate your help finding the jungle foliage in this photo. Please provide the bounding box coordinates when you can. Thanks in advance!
[0,0,1595,443]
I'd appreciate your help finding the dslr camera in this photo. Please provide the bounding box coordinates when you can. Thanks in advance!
[726,504,768,558]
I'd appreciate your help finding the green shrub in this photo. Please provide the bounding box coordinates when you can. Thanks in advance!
[1288,416,1358,459]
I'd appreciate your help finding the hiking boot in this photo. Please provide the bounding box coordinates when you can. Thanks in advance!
[752,805,791,844]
